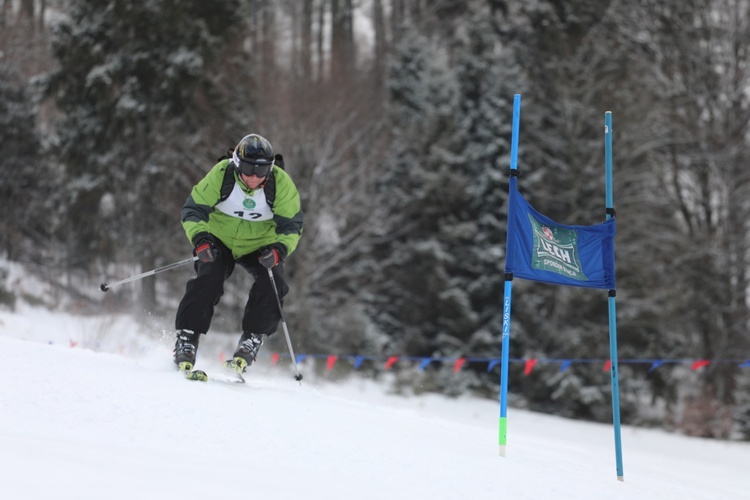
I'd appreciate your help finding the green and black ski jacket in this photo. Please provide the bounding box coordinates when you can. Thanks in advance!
[181,159,303,259]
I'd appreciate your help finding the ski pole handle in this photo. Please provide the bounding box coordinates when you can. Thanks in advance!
[100,256,198,292]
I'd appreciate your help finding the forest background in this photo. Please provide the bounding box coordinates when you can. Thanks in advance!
[2,0,750,441]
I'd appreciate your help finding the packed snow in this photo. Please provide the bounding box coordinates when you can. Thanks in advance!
[0,303,748,500]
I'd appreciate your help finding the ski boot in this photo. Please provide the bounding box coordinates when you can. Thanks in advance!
[175,330,207,381]
[225,332,265,376]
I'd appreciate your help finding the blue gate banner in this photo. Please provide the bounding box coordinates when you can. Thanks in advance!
[505,177,616,289]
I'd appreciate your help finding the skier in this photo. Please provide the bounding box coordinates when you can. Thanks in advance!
[173,133,303,379]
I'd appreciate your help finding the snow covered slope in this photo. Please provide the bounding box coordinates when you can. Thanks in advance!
[0,307,748,500]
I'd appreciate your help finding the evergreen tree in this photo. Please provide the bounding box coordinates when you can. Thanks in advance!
[369,4,523,392]
[0,64,41,261]
[43,0,242,309]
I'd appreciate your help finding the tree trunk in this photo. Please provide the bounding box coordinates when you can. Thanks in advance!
[391,0,404,44]
[301,0,313,81]
[372,0,386,79]
[317,0,326,80]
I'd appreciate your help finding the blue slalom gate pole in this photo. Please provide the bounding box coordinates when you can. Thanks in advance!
[605,111,624,481]
[499,93,521,456]
[499,280,512,456]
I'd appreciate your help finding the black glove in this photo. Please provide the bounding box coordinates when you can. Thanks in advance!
[193,233,217,263]
[258,243,287,269]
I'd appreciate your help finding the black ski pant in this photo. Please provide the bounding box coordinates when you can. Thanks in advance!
[175,239,289,336]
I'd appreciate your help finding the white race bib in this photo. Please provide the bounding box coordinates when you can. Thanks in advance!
[215,182,273,221]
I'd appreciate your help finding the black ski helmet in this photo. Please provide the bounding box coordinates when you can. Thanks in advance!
[232,134,274,177]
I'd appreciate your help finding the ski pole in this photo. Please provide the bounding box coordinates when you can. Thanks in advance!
[100,256,198,292]
[266,267,304,383]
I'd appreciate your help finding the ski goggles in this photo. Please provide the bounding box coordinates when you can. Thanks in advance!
[236,159,272,178]
[232,149,273,178]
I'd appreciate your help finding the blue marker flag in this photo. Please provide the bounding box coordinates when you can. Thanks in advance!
[505,177,616,289]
